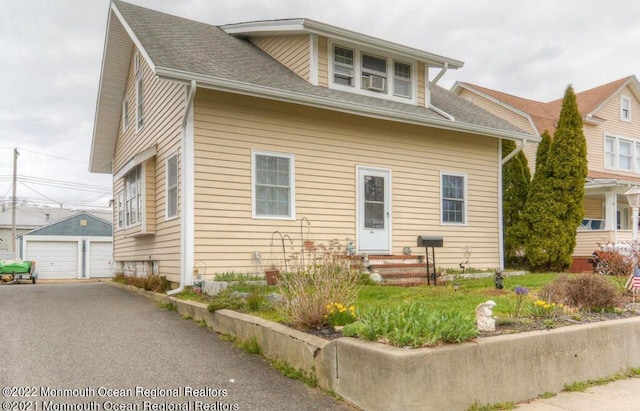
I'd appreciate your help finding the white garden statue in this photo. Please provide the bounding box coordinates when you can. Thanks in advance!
[476,300,497,332]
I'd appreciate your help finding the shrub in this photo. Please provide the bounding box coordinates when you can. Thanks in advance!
[591,250,632,276]
[115,273,170,293]
[277,240,362,329]
[539,273,622,311]
[349,302,478,348]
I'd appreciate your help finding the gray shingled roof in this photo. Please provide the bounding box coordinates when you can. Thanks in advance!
[112,0,531,137]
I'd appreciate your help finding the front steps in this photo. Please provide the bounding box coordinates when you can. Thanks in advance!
[366,255,440,286]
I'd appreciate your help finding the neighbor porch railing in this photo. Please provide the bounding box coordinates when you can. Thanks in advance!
[574,229,634,256]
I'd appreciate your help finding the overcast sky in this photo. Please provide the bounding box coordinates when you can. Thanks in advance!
[1,0,639,211]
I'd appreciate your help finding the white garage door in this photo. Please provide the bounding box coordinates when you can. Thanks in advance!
[89,242,113,278]
[27,241,78,279]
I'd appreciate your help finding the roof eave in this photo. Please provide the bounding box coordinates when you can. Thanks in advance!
[89,0,156,175]
[586,76,640,118]
[156,67,537,143]
[222,18,464,68]
[451,81,540,136]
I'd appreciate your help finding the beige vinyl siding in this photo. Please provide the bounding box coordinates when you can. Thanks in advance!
[251,35,311,82]
[586,85,640,177]
[144,158,156,233]
[574,231,615,257]
[317,37,328,87]
[112,48,185,282]
[417,63,425,107]
[584,198,603,218]
[193,89,500,275]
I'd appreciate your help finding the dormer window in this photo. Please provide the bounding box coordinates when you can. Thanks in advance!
[394,61,412,98]
[333,46,354,86]
[330,41,415,103]
[361,53,387,92]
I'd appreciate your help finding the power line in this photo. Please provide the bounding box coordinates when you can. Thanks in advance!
[18,147,87,164]
[19,182,62,206]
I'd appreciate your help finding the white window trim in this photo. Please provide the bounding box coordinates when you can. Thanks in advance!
[440,171,468,226]
[165,152,179,220]
[604,133,640,174]
[327,39,417,104]
[251,149,296,220]
[620,95,632,122]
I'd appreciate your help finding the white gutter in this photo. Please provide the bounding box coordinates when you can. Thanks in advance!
[155,67,538,144]
[501,139,528,165]
[168,80,196,295]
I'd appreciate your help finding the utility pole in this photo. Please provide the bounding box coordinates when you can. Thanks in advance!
[11,148,18,254]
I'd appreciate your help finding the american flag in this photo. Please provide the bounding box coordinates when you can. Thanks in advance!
[626,266,640,291]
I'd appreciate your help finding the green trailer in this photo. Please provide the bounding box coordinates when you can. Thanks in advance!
[0,261,37,284]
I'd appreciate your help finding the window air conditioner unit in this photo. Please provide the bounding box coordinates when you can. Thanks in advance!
[366,75,385,92]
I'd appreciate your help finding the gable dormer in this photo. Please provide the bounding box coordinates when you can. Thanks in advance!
[221,18,463,108]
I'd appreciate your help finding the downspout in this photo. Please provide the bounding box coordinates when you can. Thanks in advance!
[501,139,528,165]
[430,62,448,86]
[425,62,448,107]
[168,80,197,295]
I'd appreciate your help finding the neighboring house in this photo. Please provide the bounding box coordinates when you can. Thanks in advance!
[453,76,640,270]
[89,1,537,287]
[18,212,113,280]
[0,204,111,260]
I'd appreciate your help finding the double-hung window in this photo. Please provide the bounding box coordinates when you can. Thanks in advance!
[253,151,295,219]
[122,98,129,132]
[166,153,178,219]
[441,172,466,225]
[393,61,412,98]
[333,46,354,86]
[621,95,631,122]
[135,53,144,131]
[125,166,142,226]
[116,191,124,229]
[330,42,415,102]
[361,53,387,92]
[605,135,640,173]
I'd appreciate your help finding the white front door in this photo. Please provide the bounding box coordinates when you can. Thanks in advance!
[357,166,391,253]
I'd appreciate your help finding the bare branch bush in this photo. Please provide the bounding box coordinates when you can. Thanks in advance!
[277,240,362,329]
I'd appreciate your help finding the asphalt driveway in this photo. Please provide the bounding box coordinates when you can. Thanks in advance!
[0,282,352,410]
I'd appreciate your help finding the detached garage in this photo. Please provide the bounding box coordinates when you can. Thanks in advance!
[18,212,113,280]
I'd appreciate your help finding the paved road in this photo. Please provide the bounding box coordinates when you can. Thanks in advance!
[0,282,352,411]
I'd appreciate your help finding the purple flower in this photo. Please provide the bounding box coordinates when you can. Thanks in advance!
[515,286,529,295]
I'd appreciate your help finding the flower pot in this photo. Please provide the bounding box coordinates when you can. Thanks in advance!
[265,269,280,285]
[303,240,315,251]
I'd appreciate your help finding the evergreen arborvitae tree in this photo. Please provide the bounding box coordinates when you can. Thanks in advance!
[535,131,552,175]
[502,139,531,266]
[523,86,587,271]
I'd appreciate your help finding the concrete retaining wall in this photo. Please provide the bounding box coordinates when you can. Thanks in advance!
[330,318,640,410]
[110,283,640,410]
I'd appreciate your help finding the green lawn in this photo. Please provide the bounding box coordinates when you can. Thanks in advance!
[356,273,558,316]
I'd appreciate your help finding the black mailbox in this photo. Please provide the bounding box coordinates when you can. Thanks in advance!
[417,235,443,248]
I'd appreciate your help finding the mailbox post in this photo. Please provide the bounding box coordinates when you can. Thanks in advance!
[416,235,444,285]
